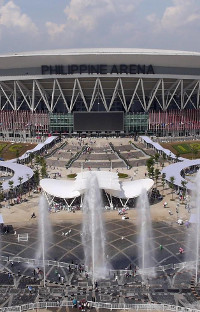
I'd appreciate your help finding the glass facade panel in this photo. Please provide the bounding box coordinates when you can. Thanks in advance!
[124,113,149,134]
[49,113,73,133]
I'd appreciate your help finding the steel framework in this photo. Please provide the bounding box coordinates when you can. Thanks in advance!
[0,77,199,112]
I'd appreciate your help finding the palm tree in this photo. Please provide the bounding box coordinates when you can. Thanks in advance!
[169,176,175,200]
[191,146,198,159]
[148,166,154,179]
[146,157,155,170]
[41,164,47,178]
[168,152,172,163]
[181,180,188,204]
[15,148,20,162]
[154,168,160,190]
[0,181,4,203]
[35,155,40,169]
[29,153,34,167]
[146,156,155,180]
[161,162,165,170]
[26,174,31,197]
[154,153,160,167]
[161,173,166,195]
[18,176,23,199]
[162,153,166,162]
[34,169,40,186]
[175,152,180,162]
[8,180,14,204]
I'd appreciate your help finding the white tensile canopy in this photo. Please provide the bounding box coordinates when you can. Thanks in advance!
[40,171,154,200]
[40,179,82,199]
[74,171,121,192]
[105,179,154,199]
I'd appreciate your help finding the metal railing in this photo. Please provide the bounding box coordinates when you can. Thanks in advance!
[44,142,67,159]
[1,301,200,312]
[0,137,45,144]
[2,256,78,270]
[0,255,199,275]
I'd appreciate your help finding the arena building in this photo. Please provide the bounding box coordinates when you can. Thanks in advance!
[0,48,200,137]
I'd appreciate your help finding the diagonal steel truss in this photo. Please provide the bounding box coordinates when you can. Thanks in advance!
[0,77,199,112]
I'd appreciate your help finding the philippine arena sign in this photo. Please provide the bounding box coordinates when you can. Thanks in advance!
[41,64,155,75]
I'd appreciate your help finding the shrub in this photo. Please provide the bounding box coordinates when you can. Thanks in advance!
[118,173,128,179]
[67,173,77,179]
[8,144,23,153]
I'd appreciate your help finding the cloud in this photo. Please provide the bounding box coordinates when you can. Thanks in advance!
[0,0,199,53]
[0,1,38,34]
[46,0,141,39]
[162,0,200,30]
[147,0,200,32]
[46,22,65,38]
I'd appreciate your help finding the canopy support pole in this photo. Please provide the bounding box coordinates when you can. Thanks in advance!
[69,197,76,208]
[120,198,124,207]
[105,192,112,208]
[63,198,69,211]
[80,195,83,209]
[124,198,129,207]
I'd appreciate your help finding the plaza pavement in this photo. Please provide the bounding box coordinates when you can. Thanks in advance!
[0,137,190,228]
[0,137,197,310]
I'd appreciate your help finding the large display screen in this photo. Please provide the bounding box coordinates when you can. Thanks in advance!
[74,112,124,131]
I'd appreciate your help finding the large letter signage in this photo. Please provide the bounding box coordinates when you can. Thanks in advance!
[41,64,155,75]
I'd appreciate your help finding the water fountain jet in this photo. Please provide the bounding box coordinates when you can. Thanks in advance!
[82,173,107,286]
[136,188,155,281]
[36,194,52,287]
[188,171,200,285]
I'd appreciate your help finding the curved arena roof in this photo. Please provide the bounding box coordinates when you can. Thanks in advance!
[1,48,200,69]
[0,48,200,113]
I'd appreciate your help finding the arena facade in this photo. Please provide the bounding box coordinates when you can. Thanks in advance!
[0,48,200,137]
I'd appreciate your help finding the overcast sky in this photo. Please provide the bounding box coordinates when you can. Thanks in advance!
[0,0,200,53]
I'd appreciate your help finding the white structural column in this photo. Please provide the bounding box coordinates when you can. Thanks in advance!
[183,81,200,109]
[140,79,147,111]
[147,79,162,111]
[197,81,200,109]
[89,78,108,111]
[166,80,182,110]
[180,80,184,109]
[0,82,14,110]
[31,80,35,112]
[76,79,88,111]
[35,80,51,112]
[16,81,32,110]
[118,78,128,112]
[128,79,141,111]
[161,79,166,110]
[70,79,88,112]
[55,79,70,111]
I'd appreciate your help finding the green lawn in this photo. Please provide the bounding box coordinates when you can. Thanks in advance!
[0,143,8,154]
[0,142,36,160]
[172,142,200,154]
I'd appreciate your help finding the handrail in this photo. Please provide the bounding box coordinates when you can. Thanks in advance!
[44,142,67,159]
[1,301,199,312]
[109,142,132,169]
[66,145,88,169]
[1,255,199,275]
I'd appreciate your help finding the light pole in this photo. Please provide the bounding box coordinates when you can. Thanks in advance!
[176,204,179,220]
